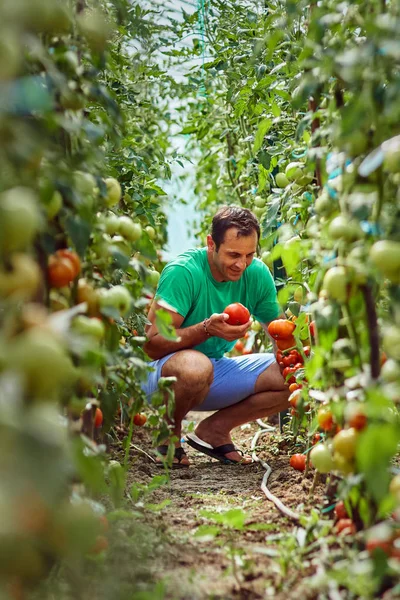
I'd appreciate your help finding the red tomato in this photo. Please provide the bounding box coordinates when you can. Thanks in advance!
[348,412,368,431]
[290,454,306,471]
[289,383,301,393]
[133,413,147,426]
[366,539,392,556]
[312,433,322,445]
[276,351,283,362]
[234,340,244,352]
[282,366,297,384]
[224,303,250,325]
[309,321,316,338]
[276,336,296,351]
[290,408,299,417]
[334,501,348,520]
[303,346,311,357]
[94,407,103,428]
[282,355,295,368]
[55,249,81,278]
[335,519,356,535]
[48,255,76,288]
[267,319,296,340]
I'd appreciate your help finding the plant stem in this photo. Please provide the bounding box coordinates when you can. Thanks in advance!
[360,284,380,379]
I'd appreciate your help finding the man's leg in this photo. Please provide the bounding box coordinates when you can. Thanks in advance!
[160,349,213,465]
[194,362,289,463]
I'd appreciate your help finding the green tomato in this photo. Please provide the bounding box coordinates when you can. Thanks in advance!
[145,226,156,240]
[293,286,304,304]
[45,191,63,219]
[253,206,265,219]
[382,328,400,361]
[118,216,142,242]
[104,214,120,236]
[73,171,97,197]
[383,147,400,174]
[328,215,362,242]
[275,173,290,188]
[104,177,121,207]
[147,269,160,287]
[369,240,400,283]
[0,187,41,254]
[333,428,358,461]
[261,251,273,266]
[381,359,400,383]
[72,316,105,341]
[0,253,41,300]
[310,444,334,474]
[253,196,266,208]
[285,162,303,182]
[315,191,337,217]
[323,266,348,303]
[6,329,75,399]
[99,286,132,316]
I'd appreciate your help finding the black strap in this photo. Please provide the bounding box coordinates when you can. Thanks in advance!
[213,443,237,455]
[156,445,187,460]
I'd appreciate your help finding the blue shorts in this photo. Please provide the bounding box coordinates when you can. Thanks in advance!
[141,352,276,411]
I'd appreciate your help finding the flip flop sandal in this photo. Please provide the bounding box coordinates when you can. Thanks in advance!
[185,433,251,465]
[155,445,189,469]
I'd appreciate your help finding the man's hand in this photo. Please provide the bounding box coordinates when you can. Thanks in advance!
[206,312,252,341]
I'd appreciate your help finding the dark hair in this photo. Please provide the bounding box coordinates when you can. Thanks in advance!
[211,205,260,250]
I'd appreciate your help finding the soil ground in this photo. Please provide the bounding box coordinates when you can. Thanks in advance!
[116,411,327,600]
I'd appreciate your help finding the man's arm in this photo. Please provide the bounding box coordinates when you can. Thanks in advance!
[143,302,252,361]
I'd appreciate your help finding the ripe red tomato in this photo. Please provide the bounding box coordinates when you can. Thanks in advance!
[312,433,322,445]
[133,413,147,426]
[335,518,356,535]
[282,366,297,384]
[224,303,250,325]
[334,501,348,520]
[289,383,301,393]
[56,249,81,278]
[94,407,103,428]
[348,412,368,431]
[309,321,316,338]
[234,340,244,352]
[317,407,334,431]
[276,351,283,363]
[366,539,392,556]
[48,255,76,288]
[267,319,296,340]
[290,454,306,471]
[276,336,296,351]
[303,346,311,357]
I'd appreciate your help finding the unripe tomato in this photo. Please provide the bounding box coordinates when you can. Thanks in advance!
[48,255,76,288]
[333,428,358,461]
[224,303,250,325]
[335,518,356,535]
[323,266,348,303]
[334,501,348,521]
[289,454,306,471]
[267,319,296,340]
[310,443,334,473]
[94,407,103,428]
[369,240,400,283]
[133,413,147,426]
[56,249,81,278]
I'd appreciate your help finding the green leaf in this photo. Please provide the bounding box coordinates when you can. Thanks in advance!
[194,525,221,541]
[253,118,272,153]
[155,308,180,341]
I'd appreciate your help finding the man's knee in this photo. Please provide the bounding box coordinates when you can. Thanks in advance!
[255,360,287,394]
[161,350,213,390]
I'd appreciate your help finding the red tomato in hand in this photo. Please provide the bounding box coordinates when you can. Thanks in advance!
[267,319,296,340]
[290,454,306,471]
[224,303,250,325]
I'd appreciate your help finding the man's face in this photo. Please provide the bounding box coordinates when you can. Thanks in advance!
[207,228,258,282]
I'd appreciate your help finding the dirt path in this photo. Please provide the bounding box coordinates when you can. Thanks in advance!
[122,412,326,600]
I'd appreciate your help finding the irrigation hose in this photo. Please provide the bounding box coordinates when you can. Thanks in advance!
[251,425,300,522]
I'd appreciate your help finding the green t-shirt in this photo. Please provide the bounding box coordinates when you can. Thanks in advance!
[155,248,280,359]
